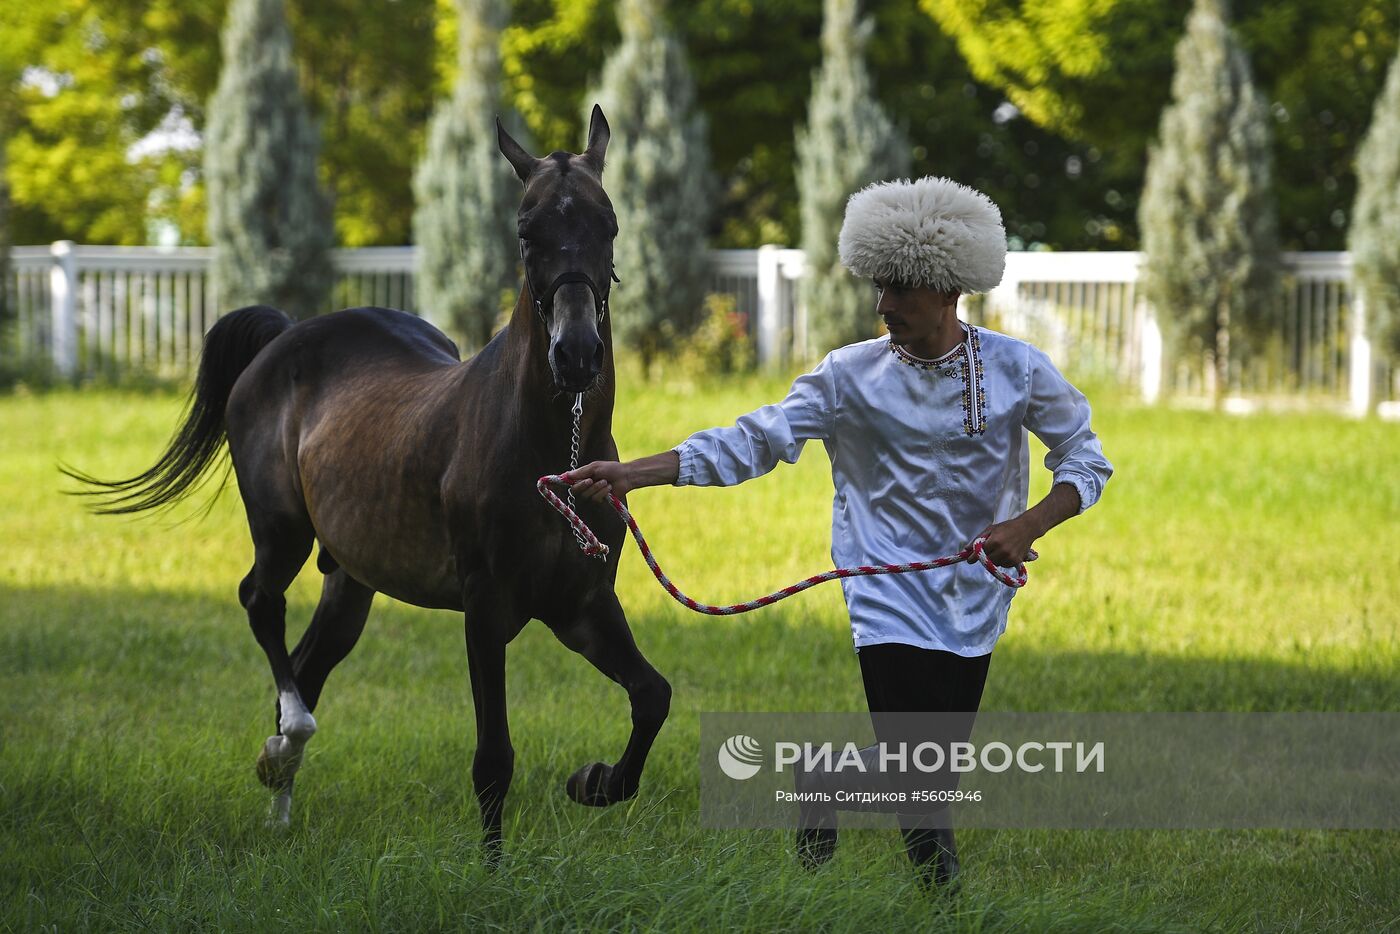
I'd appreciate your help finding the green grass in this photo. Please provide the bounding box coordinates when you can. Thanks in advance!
[2,373,1398,932]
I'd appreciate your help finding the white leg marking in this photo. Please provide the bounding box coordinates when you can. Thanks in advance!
[260,690,317,828]
[278,690,317,743]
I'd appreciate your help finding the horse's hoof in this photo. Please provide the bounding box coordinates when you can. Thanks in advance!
[566,761,631,807]
[256,735,299,789]
[262,783,294,830]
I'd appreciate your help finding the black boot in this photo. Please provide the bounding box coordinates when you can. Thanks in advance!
[794,762,837,869]
[906,823,960,891]
[796,826,837,870]
[794,742,905,870]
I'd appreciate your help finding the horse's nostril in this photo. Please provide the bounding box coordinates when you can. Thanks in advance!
[591,342,604,371]
[554,345,574,371]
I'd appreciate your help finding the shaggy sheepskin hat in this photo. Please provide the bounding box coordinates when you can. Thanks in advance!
[838,177,1007,294]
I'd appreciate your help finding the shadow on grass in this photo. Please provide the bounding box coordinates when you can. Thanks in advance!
[2,583,1397,932]
[3,580,1396,710]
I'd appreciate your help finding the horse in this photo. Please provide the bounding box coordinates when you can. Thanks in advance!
[64,105,672,861]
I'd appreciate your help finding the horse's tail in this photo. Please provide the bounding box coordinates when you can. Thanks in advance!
[62,305,294,515]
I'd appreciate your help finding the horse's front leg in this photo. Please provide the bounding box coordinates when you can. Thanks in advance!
[549,588,672,806]
[462,572,522,865]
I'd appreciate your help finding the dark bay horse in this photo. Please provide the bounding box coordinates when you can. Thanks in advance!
[66,106,671,858]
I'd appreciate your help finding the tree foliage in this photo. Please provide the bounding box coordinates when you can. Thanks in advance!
[502,0,1126,251]
[0,0,435,248]
[797,0,910,354]
[588,0,714,375]
[204,0,334,319]
[924,0,1399,249]
[1138,0,1279,399]
[413,0,518,351]
[1349,46,1400,357]
[2,0,1395,255]
[0,1,199,245]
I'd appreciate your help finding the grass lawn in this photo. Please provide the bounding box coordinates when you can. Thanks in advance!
[1,370,1397,932]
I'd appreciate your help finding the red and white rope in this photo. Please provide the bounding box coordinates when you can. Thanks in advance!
[537,473,1034,616]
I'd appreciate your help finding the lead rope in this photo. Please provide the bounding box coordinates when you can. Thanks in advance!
[536,473,1035,615]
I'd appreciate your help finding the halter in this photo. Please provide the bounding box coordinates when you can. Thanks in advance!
[522,236,619,558]
[519,239,620,326]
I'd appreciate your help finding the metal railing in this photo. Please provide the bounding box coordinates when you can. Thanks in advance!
[4,242,1394,415]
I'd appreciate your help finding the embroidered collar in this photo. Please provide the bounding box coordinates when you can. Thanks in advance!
[887,323,987,436]
[888,329,966,370]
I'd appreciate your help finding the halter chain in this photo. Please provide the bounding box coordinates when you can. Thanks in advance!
[536,473,1035,615]
[565,394,597,557]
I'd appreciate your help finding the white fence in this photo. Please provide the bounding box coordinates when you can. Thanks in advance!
[4,242,1394,414]
[710,247,1393,415]
[4,243,418,379]
[983,251,1396,415]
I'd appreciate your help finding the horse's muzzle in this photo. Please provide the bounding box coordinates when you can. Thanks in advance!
[551,336,604,393]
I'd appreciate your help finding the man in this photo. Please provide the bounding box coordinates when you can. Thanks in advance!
[568,176,1113,888]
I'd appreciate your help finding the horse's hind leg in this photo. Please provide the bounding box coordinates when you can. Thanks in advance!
[549,590,672,807]
[239,516,315,827]
[246,566,373,827]
[290,566,374,715]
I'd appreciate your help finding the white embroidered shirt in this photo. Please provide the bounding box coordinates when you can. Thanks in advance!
[672,323,1113,656]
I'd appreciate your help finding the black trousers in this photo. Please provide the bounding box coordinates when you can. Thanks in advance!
[858,641,993,715]
[855,642,992,864]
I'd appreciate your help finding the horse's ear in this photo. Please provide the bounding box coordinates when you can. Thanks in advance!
[497,117,537,183]
[583,104,610,174]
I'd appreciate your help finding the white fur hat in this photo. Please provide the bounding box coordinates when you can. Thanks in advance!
[838,177,1007,294]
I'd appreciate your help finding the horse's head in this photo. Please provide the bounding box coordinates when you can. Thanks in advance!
[498,105,617,394]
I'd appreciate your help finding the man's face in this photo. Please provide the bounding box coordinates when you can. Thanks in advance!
[872,279,957,348]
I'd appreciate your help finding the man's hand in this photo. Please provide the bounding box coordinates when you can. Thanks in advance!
[567,451,681,504]
[968,516,1038,568]
[968,483,1081,567]
[568,461,633,503]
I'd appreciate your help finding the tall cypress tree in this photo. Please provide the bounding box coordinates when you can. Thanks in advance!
[589,0,714,377]
[0,139,10,337]
[205,0,334,321]
[1349,45,1400,363]
[413,0,518,351]
[1138,0,1279,403]
[797,0,909,356]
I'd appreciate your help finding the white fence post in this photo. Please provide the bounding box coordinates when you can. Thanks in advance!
[1349,290,1372,418]
[1140,302,1163,404]
[778,249,807,364]
[49,240,78,379]
[756,244,783,369]
[986,266,1018,325]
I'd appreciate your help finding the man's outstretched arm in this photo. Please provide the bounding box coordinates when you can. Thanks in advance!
[572,352,839,504]
[569,452,679,503]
